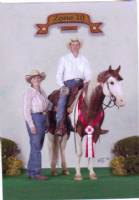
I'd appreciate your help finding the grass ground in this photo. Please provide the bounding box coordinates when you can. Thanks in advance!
[3,168,139,200]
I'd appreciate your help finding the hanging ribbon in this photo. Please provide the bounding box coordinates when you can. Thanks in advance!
[85,126,94,158]
[77,94,104,158]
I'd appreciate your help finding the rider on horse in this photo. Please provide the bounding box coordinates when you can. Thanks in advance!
[55,38,90,135]
[55,38,108,136]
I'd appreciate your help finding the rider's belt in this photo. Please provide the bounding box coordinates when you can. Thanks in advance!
[73,78,83,81]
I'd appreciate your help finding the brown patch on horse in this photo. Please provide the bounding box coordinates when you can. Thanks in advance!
[97,65,123,83]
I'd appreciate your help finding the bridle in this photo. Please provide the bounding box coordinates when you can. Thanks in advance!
[102,79,118,110]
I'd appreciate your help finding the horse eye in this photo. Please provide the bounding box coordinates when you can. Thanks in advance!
[110,81,114,85]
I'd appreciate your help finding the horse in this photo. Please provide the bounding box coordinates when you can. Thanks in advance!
[47,65,125,179]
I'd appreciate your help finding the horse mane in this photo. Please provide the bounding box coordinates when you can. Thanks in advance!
[85,75,99,105]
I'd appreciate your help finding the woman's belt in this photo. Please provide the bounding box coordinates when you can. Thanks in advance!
[32,112,47,115]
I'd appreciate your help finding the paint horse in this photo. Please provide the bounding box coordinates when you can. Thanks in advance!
[47,66,125,180]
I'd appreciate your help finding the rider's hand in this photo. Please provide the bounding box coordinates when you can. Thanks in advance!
[60,86,70,95]
[67,106,73,113]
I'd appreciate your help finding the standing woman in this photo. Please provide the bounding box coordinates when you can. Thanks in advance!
[24,69,52,180]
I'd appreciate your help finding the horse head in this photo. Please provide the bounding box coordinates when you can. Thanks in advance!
[97,65,125,107]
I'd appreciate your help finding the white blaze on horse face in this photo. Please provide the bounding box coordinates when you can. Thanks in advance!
[103,76,125,107]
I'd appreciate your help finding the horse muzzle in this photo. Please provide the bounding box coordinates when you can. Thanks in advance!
[115,96,125,107]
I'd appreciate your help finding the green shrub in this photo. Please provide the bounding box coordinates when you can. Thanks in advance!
[124,155,139,175]
[113,136,139,157]
[111,136,139,175]
[1,137,23,176]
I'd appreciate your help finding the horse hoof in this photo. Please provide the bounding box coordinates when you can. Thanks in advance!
[74,175,83,181]
[89,174,98,180]
[51,171,58,176]
[62,170,70,175]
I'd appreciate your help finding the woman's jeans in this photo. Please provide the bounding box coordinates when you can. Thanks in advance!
[26,113,47,177]
[56,79,83,128]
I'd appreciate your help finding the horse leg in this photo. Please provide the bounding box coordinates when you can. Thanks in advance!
[74,134,83,181]
[52,135,63,176]
[88,157,98,180]
[47,133,61,176]
[59,134,70,175]
[47,133,57,176]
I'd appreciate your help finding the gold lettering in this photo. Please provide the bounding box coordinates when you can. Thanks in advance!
[76,14,84,21]
[36,13,103,35]
[53,15,74,23]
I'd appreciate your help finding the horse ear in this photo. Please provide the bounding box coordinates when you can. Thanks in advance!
[108,65,112,72]
[116,65,121,73]
[115,65,123,80]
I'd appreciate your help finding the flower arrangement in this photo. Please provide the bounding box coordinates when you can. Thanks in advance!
[5,156,23,176]
[110,156,127,175]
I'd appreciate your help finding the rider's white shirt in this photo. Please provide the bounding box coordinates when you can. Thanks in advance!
[56,53,91,87]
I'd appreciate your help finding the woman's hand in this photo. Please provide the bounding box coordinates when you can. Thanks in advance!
[31,126,37,134]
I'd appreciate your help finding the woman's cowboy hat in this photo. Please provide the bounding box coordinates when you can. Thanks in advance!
[67,38,83,49]
[25,69,46,83]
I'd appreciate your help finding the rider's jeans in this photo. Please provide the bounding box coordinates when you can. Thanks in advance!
[56,79,83,128]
